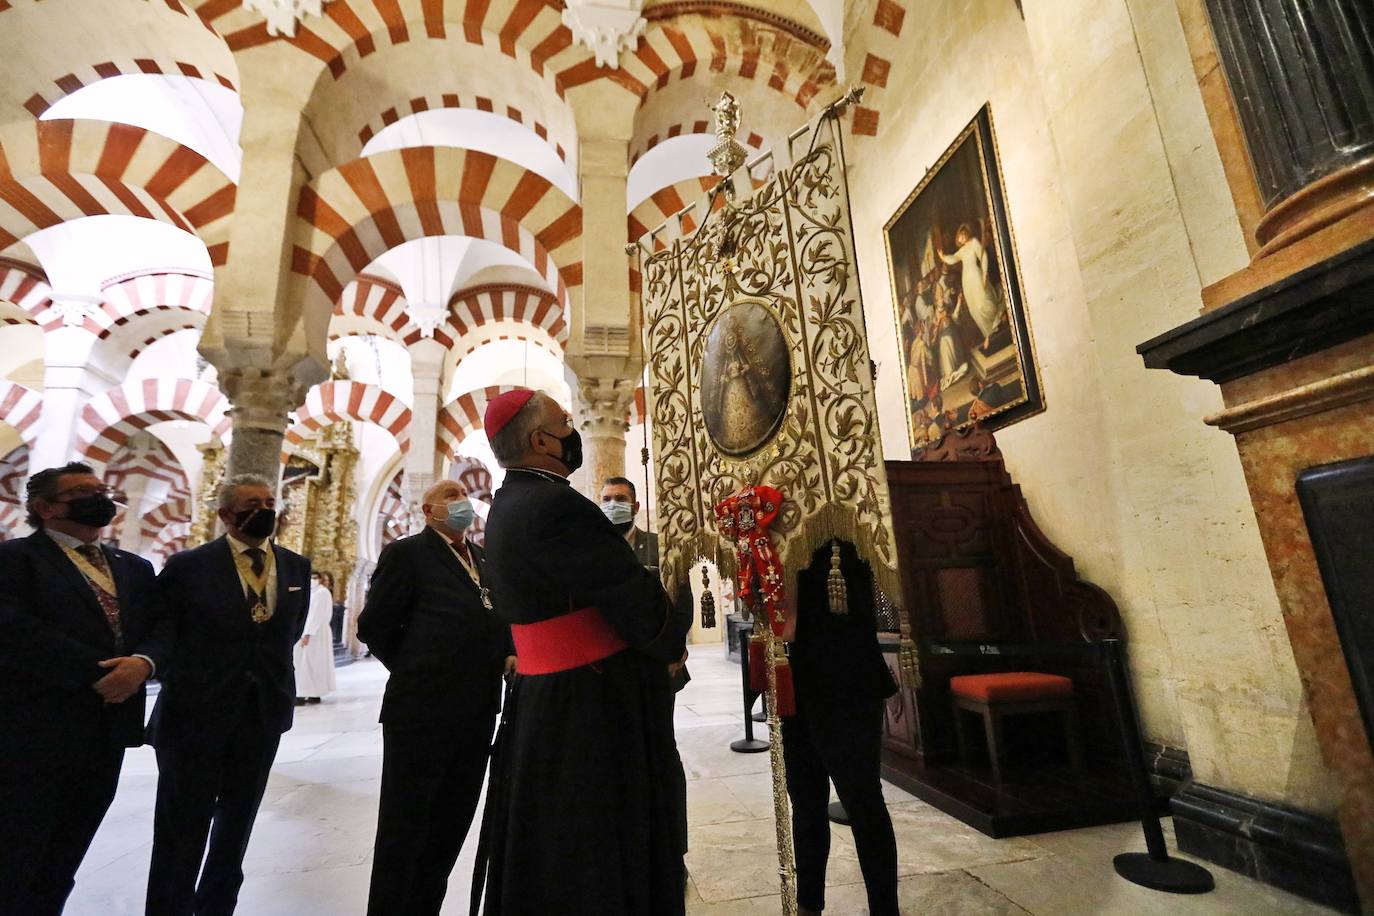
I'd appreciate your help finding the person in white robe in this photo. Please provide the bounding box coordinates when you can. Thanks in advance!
[294,572,337,703]
[937,223,1005,349]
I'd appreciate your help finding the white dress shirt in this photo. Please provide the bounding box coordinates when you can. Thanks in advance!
[227,534,277,616]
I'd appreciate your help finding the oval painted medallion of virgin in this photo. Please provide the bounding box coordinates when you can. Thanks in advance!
[700,299,791,457]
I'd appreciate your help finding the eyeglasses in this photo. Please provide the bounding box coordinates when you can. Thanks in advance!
[55,485,113,500]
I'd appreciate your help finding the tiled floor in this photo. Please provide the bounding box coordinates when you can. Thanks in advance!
[66,649,1338,915]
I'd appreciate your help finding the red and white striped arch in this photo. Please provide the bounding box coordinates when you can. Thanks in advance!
[0,120,236,265]
[358,92,569,163]
[450,455,493,502]
[0,259,53,326]
[293,147,582,336]
[0,380,43,444]
[0,441,27,501]
[150,520,191,563]
[846,0,907,138]
[330,274,423,347]
[631,122,764,169]
[1,0,237,122]
[198,0,594,96]
[628,175,724,248]
[74,378,231,466]
[95,269,214,339]
[140,495,192,542]
[436,384,516,462]
[22,59,237,119]
[441,282,566,352]
[378,469,407,549]
[106,441,191,500]
[284,379,412,453]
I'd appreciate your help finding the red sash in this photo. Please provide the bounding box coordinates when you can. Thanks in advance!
[511,607,628,675]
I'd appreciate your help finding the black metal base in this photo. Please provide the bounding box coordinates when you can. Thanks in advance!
[752,709,767,722]
[730,738,769,754]
[1113,853,1214,894]
[827,801,850,825]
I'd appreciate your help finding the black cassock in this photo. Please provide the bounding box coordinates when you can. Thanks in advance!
[474,468,690,916]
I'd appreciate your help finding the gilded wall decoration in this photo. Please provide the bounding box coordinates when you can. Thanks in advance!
[884,104,1043,453]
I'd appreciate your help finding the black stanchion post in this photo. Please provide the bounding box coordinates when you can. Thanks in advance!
[1103,637,1214,893]
[731,625,768,754]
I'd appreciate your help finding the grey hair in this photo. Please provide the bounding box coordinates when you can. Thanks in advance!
[217,473,275,510]
[489,392,547,467]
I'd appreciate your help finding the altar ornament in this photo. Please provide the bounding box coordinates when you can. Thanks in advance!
[826,542,849,615]
[699,563,716,629]
[715,486,795,717]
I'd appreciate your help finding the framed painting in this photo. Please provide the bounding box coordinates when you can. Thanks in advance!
[884,104,1042,453]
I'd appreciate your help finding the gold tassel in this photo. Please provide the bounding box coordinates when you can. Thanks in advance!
[826,542,848,615]
[699,563,716,629]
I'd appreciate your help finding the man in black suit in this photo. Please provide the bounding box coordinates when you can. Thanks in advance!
[0,461,167,916]
[145,473,311,916]
[599,476,658,567]
[783,540,900,916]
[357,478,514,916]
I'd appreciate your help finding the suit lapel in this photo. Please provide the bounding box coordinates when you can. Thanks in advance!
[271,543,292,610]
[106,546,136,626]
[212,537,251,616]
[31,532,105,623]
[423,527,480,593]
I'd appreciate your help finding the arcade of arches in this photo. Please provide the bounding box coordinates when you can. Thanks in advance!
[2,0,1373,913]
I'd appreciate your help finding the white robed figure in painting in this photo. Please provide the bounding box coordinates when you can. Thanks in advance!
[937,222,1005,349]
[294,570,337,703]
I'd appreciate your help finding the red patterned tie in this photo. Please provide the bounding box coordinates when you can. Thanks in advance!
[77,544,125,651]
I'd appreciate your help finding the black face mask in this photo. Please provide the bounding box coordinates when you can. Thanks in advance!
[62,493,118,528]
[612,520,635,535]
[545,428,584,473]
[233,507,278,539]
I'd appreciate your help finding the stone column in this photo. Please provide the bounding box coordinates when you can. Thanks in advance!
[218,368,314,486]
[403,337,446,518]
[1202,0,1374,254]
[30,322,115,472]
[572,373,636,496]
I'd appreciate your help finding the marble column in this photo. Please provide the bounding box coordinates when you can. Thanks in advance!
[572,374,636,496]
[217,368,312,487]
[1202,0,1374,253]
[403,337,446,522]
[30,322,116,472]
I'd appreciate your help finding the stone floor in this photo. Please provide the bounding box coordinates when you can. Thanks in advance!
[67,648,1337,915]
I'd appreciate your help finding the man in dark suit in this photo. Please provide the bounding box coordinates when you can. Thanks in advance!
[0,461,168,916]
[144,473,311,916]
[783,540,900,916]
[599,476,658,567]
[357,478,514,916]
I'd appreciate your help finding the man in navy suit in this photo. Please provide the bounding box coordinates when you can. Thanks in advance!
[145,474,311,916]
[357,478,514,916]
[0,461,168,916]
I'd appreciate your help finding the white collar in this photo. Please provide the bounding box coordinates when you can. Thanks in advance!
[46,528,97,549]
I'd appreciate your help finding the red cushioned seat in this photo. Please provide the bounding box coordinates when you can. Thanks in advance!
[949,672,1073,703]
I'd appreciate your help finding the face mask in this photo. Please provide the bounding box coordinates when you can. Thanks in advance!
[601,500,635,531]
[234,507,277,539]
[543,427,584,473]
[62,493,118,528]
[446,499,475,531]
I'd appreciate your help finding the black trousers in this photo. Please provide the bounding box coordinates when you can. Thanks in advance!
[146,691,281,916]
[781,698,898,915]
[0,743,124,916]
[367,715,495,916]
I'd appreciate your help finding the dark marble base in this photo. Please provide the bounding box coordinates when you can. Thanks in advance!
[1137,235,1374,382]
[1172,782,1359,913]
[1143,741,1191,797]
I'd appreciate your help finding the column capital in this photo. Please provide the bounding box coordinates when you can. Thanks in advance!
[218,357,327,430]
[572,374,637,437]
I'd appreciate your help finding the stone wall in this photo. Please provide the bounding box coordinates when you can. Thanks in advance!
[843,0,1336,813]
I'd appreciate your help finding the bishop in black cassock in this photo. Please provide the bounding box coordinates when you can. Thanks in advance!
[473,389,690,916]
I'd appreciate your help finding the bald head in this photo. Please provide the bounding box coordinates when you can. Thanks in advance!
[421,479,470,540]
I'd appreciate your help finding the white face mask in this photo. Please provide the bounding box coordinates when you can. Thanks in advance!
[600,500,635,527]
